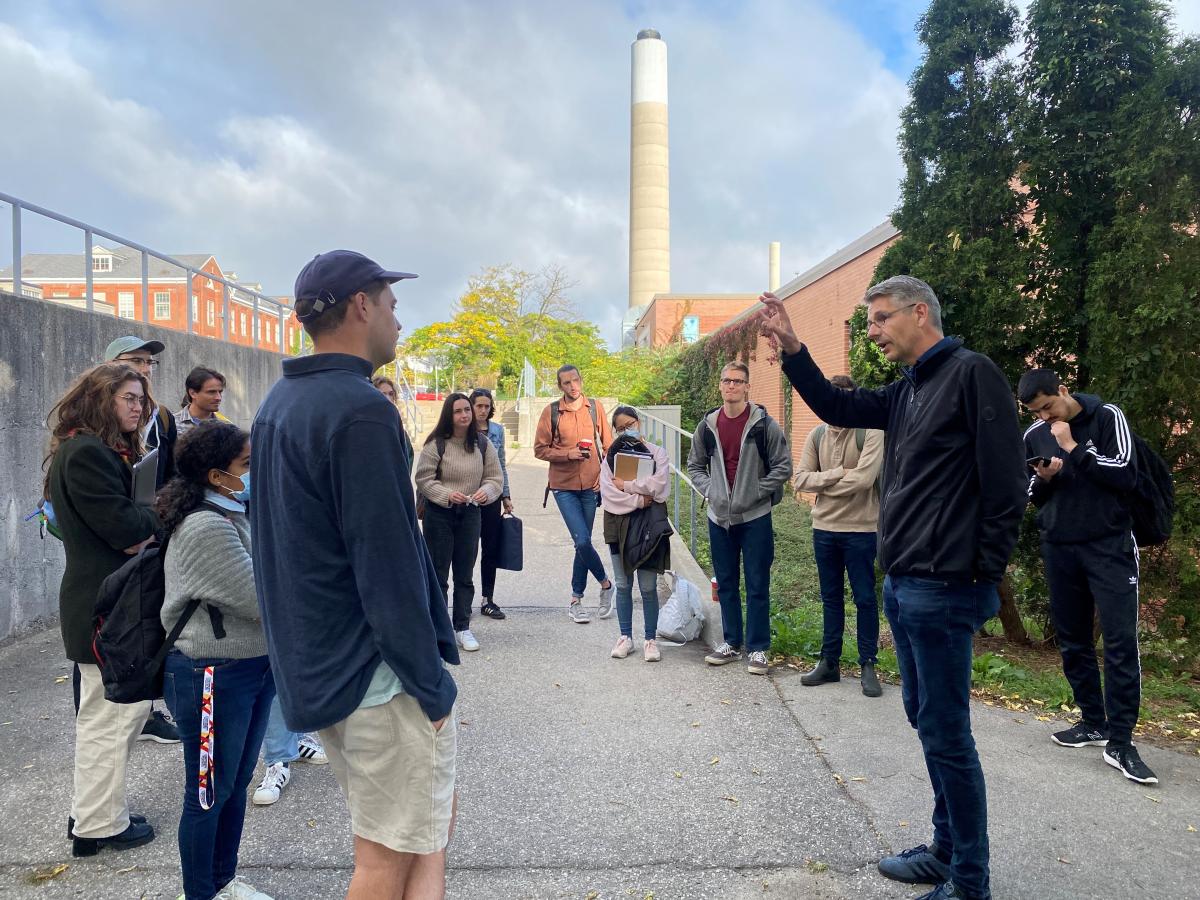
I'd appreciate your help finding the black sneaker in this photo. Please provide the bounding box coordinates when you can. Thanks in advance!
[137,709,180,744]
[915,883,976,900]
[1103,744,1159,784]
[1051,722,1108,748]
[480,601,506,620]
[877,844,950,885]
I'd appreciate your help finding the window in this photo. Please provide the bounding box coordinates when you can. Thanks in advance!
[206,300,215,327]
[118,292,135,319]
[51,291,69,299]
[240,312,247,337]
[92,255,112,272]
[154,291,171,320]
[274,322,280,344]
[191,294,198,322]
[93,291,106,304]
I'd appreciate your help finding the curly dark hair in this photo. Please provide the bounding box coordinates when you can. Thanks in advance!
[155,421,249,533]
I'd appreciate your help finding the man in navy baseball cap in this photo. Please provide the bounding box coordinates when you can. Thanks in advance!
[293,249,416,321]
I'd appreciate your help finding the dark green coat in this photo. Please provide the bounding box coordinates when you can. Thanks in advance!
[47,434,161,662]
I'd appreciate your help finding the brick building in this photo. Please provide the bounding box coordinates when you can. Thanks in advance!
[1,246,299,353]
[725,219,900,463]
[633,293,760,347]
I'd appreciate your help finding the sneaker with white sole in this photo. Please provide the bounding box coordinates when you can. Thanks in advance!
[216,876,274,899]
[138,709,181,744]
[611,635,634,659]
[1051,722,1109,747]
[295,736,327,765]
[569,601,591,624]
[597,582,615,619]
[643,639,661,663]
[456,629,480,652]
[704,642,742,666]
[1103,744,1158,784]
[746,650,770,675]
[253,762,291,806]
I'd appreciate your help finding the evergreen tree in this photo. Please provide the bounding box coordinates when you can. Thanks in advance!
[865,0,1031,384]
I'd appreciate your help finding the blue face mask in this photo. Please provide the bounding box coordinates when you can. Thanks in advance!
[232,471,251,503]
[621,428,642,441]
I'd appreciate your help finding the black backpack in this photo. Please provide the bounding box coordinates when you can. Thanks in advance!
[698,406,786,505]
[92,503,228,704]
[1126,432,1175,547]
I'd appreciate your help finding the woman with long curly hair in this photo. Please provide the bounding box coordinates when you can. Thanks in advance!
[157,421,276,900]
[44,362,162,857]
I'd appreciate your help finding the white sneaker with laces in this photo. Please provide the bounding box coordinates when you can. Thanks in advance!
[216,876,274,899]
[252,762,291,806]
[456,629,480,652]
[295,736,327,765]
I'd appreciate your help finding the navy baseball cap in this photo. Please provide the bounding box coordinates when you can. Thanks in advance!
[293,250,417,320]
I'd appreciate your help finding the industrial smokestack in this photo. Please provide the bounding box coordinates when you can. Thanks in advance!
[628,28,670,312]
[769,242,781,292]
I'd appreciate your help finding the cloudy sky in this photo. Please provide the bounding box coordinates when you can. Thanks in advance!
[2,1,1197,346]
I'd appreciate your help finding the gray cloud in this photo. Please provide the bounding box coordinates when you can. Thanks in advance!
[1,1,911,345]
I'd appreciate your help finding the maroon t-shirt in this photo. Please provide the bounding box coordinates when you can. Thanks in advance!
[716,406,751,486]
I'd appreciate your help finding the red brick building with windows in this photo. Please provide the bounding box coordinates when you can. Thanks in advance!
[633,293,760,347]
[724,219,900,463]
[1,246,299,353]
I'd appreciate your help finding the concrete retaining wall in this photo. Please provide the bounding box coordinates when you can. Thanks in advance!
[0,291,286,641]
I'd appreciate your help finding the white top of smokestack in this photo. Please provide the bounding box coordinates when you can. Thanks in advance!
[632,29,667,105]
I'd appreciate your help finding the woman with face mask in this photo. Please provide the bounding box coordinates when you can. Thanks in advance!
[156,422,276,900]
[599,406,672,662]
[468,388,513,620]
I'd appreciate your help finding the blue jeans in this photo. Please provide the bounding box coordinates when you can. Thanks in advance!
[884,575,999,900]
[552,489,608,598]
[609,550,660,640]
[164,652,275,900]
[813,529,879,665]
[708,513,774,652]
[262,696,301,765]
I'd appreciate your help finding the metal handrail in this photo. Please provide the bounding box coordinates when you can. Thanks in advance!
[1,191,302,354]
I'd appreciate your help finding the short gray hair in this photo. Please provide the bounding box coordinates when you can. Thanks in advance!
[864,275,943,332]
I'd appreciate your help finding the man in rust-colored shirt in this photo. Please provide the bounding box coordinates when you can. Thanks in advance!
[534,364,615,623]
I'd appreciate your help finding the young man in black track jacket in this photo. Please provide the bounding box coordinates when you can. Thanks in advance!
[1019,368,1157,786]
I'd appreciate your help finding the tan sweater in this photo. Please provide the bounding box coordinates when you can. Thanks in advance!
[793,425,884,532]
[414,434,504,509]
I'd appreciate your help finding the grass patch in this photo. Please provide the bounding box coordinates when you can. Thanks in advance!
[687,496,1200,752]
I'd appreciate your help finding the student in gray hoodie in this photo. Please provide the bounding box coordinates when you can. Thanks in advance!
[686,361,792,675]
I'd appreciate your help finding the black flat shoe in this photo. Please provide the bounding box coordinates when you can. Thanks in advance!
[67,814,147,840]
[480,601,506,620]
[71,820,155,857]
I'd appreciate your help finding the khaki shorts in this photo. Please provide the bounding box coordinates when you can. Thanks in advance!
[319,693,456,855]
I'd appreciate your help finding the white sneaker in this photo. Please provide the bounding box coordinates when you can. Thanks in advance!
[456,629,480,652]
[252,762,291,806]
[611,635,634,659]
[216,876,274,899]
[643,639,661,662]
[295,736,327,765]
[569,601,591,624]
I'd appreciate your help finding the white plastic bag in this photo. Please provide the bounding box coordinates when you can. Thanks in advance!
[656,572,705,643]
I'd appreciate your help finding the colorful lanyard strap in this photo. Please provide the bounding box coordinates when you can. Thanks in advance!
[197,665,215,810]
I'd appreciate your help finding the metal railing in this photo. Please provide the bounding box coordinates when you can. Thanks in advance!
[1,191,301,354]
[632,408,708,560]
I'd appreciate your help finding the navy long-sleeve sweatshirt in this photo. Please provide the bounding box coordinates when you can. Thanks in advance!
[1024,393,1136,544]
[251,354,458,732]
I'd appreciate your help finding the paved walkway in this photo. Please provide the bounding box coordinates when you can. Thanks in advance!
[1,452,1197,898]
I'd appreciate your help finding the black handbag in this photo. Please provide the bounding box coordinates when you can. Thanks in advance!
[496,513,524,571]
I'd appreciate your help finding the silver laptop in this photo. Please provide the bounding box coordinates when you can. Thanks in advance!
[131,448,159,506]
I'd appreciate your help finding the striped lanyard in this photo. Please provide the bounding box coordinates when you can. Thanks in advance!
[197,665,215,810]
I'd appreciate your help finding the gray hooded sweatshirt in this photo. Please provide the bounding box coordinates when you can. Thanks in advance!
[687,404,793,529]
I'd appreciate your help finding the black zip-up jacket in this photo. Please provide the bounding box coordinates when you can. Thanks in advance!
[1024,393,1135,544]
[781,337,1026,584]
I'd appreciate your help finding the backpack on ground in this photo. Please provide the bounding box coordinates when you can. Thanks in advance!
[542,398,600,508]
[811,424,884,497]
[698,405,786,505]
[1126,432,1175,547]
[417,432,490,519]
[91,502,227,704]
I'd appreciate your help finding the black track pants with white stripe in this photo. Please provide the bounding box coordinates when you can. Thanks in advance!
[1042,532,1142,745]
